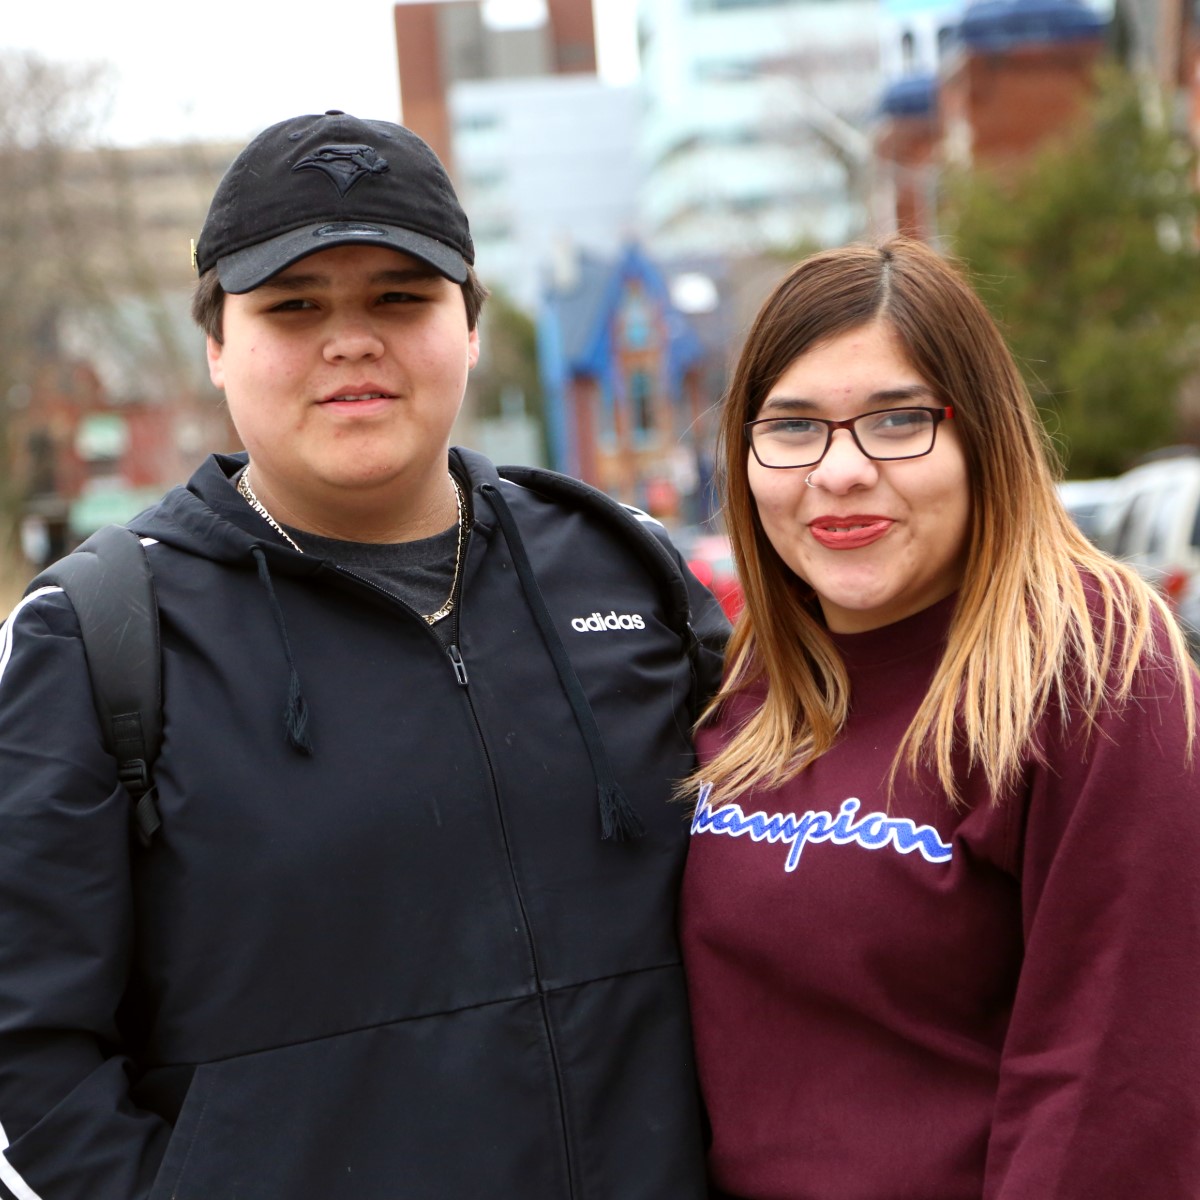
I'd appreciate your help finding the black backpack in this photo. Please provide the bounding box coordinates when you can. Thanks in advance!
[24,525,163,847]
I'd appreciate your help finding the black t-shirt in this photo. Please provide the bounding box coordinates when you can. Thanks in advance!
[286,522,460,639]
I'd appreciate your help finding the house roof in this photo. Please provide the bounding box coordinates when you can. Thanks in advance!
[541,242,705,380]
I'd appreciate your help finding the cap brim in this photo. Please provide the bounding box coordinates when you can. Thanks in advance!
[216,221,470,292]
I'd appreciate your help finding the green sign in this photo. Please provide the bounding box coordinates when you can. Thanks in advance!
[69,488,164,538]
[75,414,130,461]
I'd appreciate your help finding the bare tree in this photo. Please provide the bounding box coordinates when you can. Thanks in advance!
[0,54,112,566]
[0,51,234,577]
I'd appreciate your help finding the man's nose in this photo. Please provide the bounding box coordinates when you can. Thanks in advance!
[323,315,385,361]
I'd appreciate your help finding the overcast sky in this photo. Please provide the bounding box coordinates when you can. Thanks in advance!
[4,0,639,147]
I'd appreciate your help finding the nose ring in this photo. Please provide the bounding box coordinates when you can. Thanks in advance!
[805,471,820,489]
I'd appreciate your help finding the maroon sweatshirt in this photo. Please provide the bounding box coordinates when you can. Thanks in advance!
[681,594,1200,1199]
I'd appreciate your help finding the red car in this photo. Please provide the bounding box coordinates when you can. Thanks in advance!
[683,532,744,621]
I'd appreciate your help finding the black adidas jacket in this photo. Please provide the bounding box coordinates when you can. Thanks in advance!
[0,448,728,1200]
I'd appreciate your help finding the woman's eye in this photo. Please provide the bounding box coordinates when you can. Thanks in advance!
[874,410,923,430]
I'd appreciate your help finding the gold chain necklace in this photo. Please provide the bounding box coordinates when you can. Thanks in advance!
[424,474,468,624]
[236,468,469,624]
[237,469,303,552]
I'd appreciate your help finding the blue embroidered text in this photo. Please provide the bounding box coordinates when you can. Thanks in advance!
[690,786,953,871]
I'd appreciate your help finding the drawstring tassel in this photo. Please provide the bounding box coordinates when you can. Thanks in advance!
[252,547,313,756]
[599,782,645,842]
[285,668,312,755]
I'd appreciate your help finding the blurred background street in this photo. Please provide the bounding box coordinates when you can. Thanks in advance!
[2,0,1198,626]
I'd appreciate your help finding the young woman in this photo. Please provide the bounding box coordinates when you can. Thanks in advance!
[680,237,1200,1199]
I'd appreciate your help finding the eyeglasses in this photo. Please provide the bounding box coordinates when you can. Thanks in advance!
[744,406,955,470]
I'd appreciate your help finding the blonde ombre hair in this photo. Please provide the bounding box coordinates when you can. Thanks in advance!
[697,237,1195,808]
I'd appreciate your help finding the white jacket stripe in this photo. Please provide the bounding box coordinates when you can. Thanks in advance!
[0,1120,46,1200]
[0,588,63,691]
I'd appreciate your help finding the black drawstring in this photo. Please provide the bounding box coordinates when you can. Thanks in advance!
[483,484,644,842]
[251,547,313,755]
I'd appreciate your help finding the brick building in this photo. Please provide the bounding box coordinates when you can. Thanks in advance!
[874,0,1108,239]
[393,0,597,174]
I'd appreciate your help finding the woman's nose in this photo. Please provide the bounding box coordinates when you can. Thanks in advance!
[811,429,878,493]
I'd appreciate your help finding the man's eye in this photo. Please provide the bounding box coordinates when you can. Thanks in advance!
[380,291,425,304]
[268,298,314,312]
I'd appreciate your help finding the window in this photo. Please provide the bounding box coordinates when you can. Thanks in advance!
[1146,489,1174,557]
[26,429,56,496]
[692,0,792,10]
[465,168,506,191]
[454,111,500,133]
[694,58,758,82]
[1188,496,1200,551]
[619,289,653,351]
[630,370,654,437]
[1113,490,1153,558]
[473,221,513,242]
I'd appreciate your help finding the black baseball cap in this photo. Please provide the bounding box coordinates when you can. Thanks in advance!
[194,110,474,293]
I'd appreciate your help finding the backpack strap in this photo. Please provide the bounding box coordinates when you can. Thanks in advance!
[25,525,163,846]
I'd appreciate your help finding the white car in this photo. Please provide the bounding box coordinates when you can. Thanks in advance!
[1091,451,1200,649]
[1057,478,1118,543]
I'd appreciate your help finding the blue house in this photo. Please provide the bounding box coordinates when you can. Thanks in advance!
[537,242,713,523]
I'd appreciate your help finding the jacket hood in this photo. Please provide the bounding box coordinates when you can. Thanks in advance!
[125,447,510,766]
[128,448,503,573]
[123,446,715,842]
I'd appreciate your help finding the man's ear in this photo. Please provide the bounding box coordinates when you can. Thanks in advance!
[206,335,225,389]
[467,326,480,371]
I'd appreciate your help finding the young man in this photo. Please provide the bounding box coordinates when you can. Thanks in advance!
[0,111,727,1199]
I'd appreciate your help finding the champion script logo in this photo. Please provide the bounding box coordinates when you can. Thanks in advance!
[571,611,646,633]
[691,786,953,872]
[293,144,390,196]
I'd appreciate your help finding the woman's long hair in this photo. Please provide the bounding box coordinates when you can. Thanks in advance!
[697,236,1194,808]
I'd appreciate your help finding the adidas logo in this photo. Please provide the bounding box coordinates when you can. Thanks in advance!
[570,611,647,633]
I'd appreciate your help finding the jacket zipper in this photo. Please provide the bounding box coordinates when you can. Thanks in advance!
[330,533,579,1195]
[442,526,579,1196]
[330,565,469,686]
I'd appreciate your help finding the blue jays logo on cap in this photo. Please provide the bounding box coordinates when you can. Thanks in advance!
[293,145,389,197]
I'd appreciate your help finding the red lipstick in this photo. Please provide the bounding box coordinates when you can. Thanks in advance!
[809,516,894,550]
